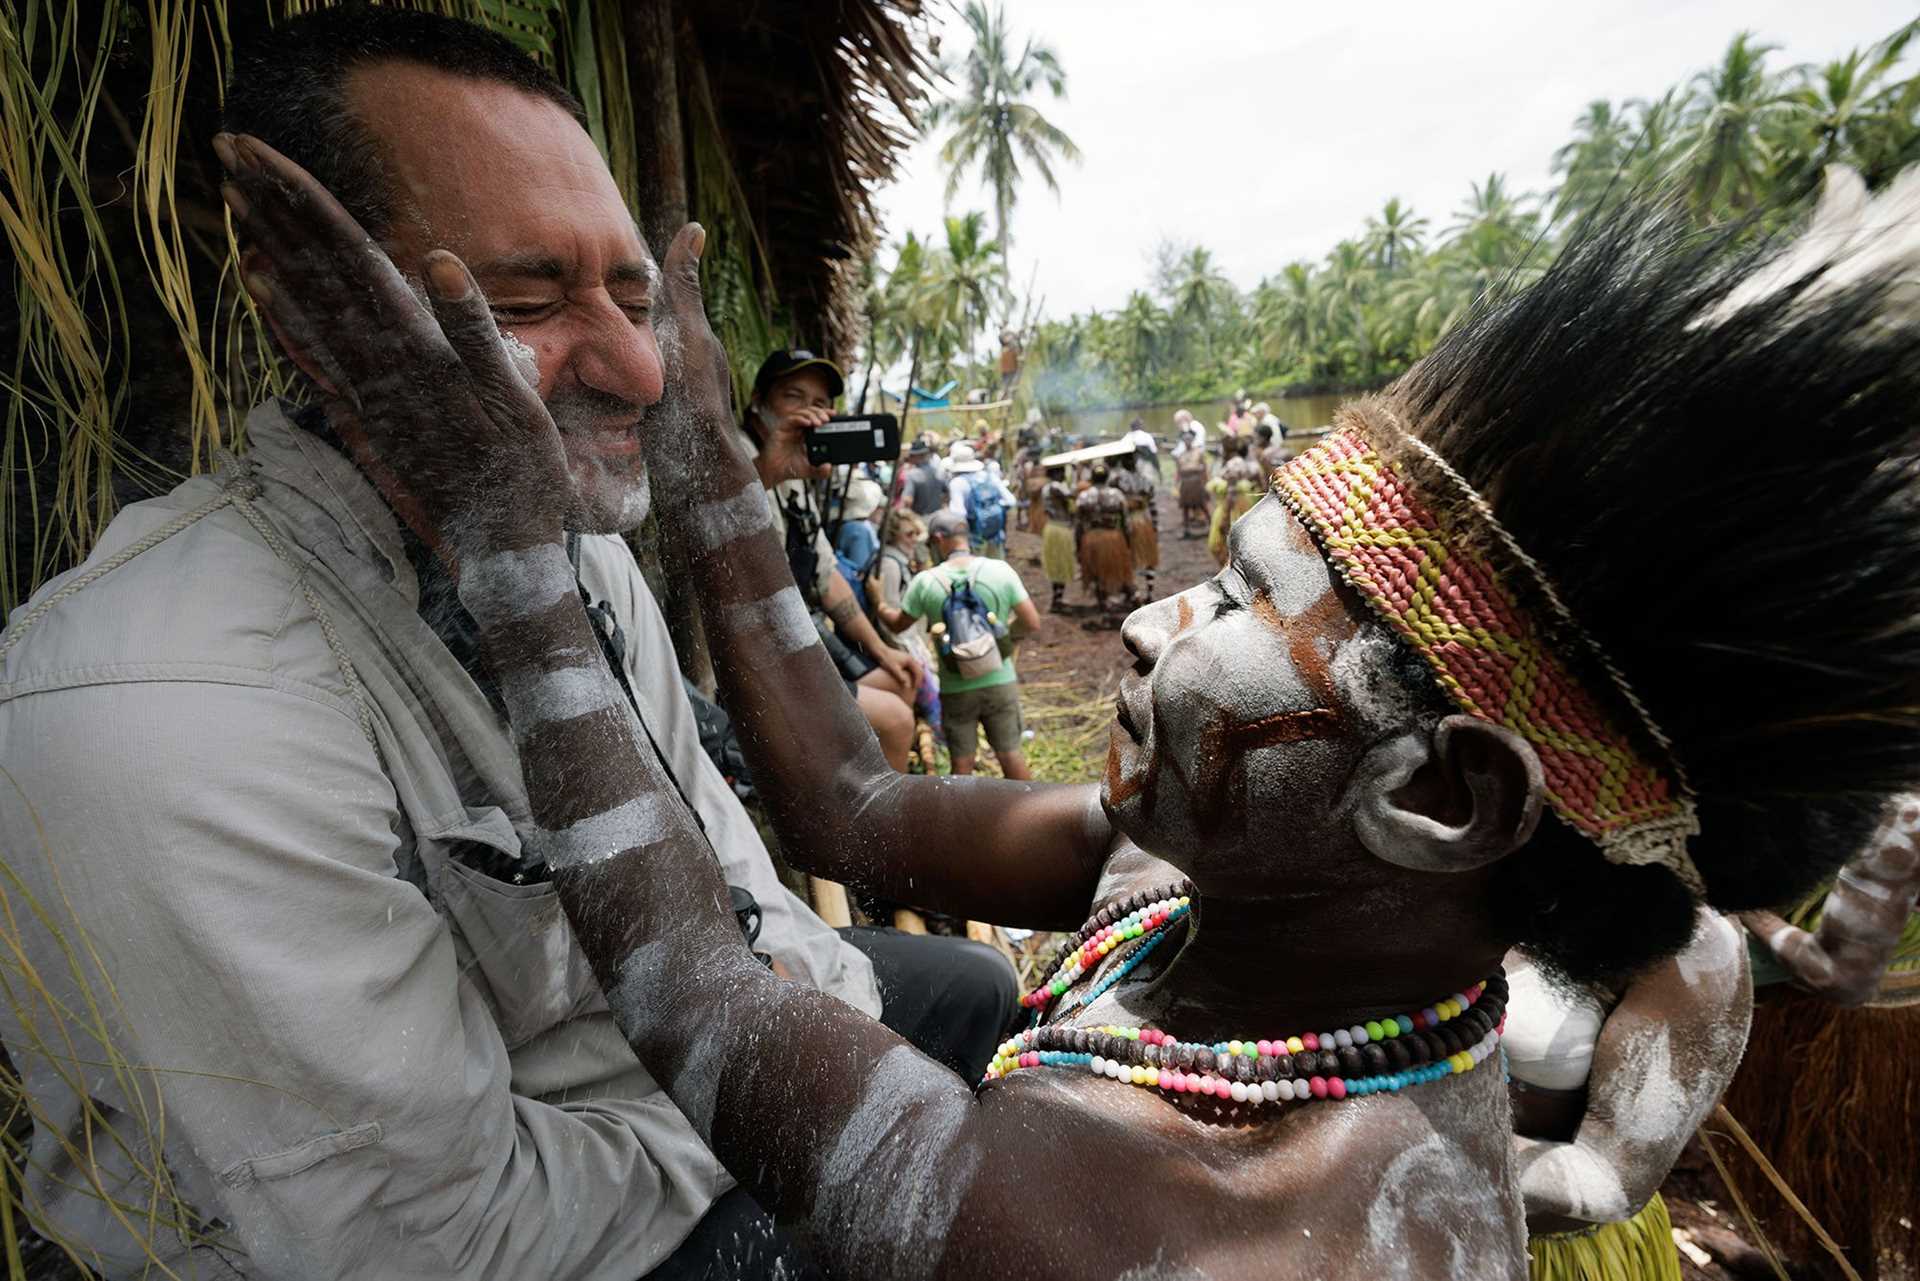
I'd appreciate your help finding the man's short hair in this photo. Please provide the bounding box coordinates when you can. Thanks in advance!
[225,7,585,240]
[927,511,969,543]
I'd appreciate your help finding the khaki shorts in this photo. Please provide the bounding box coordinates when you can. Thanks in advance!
[940,681,1024,759]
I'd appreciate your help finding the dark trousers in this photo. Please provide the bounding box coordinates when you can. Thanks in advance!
[645,929,1017,1280]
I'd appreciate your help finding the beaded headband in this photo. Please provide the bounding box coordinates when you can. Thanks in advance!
[1269,406,1705,897]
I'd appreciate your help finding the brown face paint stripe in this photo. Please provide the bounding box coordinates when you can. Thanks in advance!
[1250,585,1353,708]
[1192,704,1345,837]
[1174,595,1194,637]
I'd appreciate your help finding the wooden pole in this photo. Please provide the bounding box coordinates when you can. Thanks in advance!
[622,0,715,693]
[626,0,688,253]
[871,332,922,561]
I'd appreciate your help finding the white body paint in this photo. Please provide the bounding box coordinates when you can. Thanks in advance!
[729,586,817,655]
[458,543,575,623]
[691,485,773,552]
[1517,1142,1630,1221]
[529,793,672,871]
[814,1046,979,1277]
[497,665,622,727]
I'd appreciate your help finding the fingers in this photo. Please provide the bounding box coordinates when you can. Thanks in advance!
[658,222,707,304]
[423,251,544,414]
[216,132,452,393]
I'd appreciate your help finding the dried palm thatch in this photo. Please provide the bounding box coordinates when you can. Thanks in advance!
[686,0,934,365]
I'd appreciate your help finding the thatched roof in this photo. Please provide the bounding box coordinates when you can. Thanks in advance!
[687,0,936,362]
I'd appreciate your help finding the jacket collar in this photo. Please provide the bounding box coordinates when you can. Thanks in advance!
[238,399,418,601]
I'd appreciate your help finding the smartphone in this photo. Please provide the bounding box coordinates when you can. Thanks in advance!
[806,412,901,466]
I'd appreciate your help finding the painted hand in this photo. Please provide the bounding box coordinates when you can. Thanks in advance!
[214,132,569,557]
[1739,797,1920,1006]
[640,222,742,496]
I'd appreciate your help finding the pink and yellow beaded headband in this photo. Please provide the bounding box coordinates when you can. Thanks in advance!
[1269,404,1705,896]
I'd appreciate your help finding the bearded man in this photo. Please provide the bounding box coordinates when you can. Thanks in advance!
[0,9,1012,1278]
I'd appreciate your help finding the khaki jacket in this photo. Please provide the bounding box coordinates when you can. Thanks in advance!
[0,402,878,1279]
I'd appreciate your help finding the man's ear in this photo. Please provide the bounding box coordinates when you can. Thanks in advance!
[1348,714,1544,874]
[241,247,341,396]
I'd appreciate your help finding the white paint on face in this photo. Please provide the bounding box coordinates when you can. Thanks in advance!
[692,484,773,552]
[729,586,817,655]
[458,543,574,622]
[530,792,671,871]
[1109,496,1400,886]
[1330,627,1422,736]
[499,329,541,392]
[815,1045,977,1276]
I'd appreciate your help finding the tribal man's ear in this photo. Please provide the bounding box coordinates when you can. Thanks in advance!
[1348,715,1544,874]
[241,247,342,397]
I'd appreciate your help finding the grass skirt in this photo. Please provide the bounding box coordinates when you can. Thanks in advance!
[1041,523,1077,585]
[1127,511,1160,570]
[1178,471,1209,511]
[1079,527,1134,595]
[1208,494,1256,566]
[1528,1195,1680,1281]
[1719,989,1920,1277]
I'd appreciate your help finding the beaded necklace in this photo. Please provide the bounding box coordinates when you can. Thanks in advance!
[992,881,1509,1109]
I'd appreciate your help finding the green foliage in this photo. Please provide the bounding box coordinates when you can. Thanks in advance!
[971,19,1920,413]
[923,0,1081,271]
[859,211,1009,397]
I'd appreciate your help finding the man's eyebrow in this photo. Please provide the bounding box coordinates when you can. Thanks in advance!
[608,260,656,287]
[471,252,567,281]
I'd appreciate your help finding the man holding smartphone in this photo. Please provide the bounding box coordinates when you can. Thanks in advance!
[742,349,920,770]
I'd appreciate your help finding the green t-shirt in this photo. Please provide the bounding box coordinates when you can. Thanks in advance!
[902,556,1030,692]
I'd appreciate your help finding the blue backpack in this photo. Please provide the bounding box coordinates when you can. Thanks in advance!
[936,564,1009,679]
[963,475,1007,545]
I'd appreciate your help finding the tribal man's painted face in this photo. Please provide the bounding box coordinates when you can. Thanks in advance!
[1106,495,1430,892]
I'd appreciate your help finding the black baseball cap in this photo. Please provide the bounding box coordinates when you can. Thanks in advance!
[753,348,845,400]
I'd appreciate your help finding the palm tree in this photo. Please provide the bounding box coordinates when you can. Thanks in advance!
[1776,22,1917,197]
[925,1,1083,271]
[1362,197,1429,272]
[1253,263,1320,373]
[1674,32,1795,219]
[918,212,1009,388]
[1444,173,1537,244]
[1550,101,1632,226]
[1108,291,1167,397]
[1168,246,1235,366]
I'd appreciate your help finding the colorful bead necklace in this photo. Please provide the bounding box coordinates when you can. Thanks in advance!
[1020,881,1195,1013]
[984,973,1508,1107]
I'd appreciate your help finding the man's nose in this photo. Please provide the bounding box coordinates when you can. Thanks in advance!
[1120,589,1189,668]
[573,298,665,408]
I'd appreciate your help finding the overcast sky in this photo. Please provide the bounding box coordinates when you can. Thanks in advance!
[871,0,1917,320]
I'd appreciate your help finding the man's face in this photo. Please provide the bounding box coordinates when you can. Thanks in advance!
[350,65,664,533]
[762,369,836,421]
